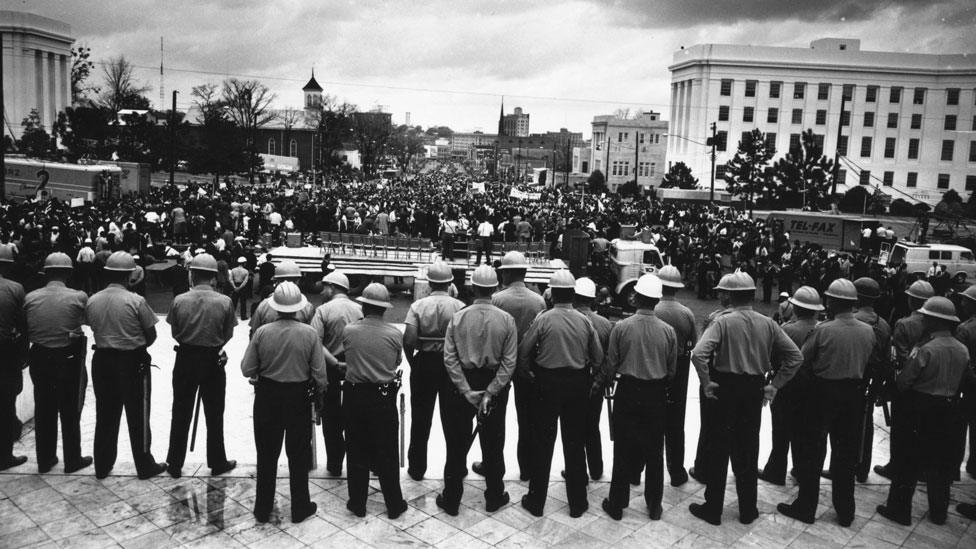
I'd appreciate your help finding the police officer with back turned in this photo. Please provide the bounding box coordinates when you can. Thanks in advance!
[0,243,26,471]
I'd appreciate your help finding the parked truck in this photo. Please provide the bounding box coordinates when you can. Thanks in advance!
[4,157,122,202]
[765,211,885,253]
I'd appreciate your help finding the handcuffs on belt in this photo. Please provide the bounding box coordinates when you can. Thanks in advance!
[380,369,403,397]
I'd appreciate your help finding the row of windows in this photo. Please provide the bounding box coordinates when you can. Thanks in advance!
[857,170,976,191]
[719,79,969,106]
[637,162,657,177]
[615,132,663,144]
[717,106,976,131]
[611,160,630,176]
[267,138,299,157]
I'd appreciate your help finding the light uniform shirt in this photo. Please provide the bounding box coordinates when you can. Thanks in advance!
[892,312,926,366]
[250,296,314,337]
[602,309,677,382]
[654,297,698,355]
[230,266,250,290]
[0,276,25,341]
[518,303,604,372]
[691,305,803,389]
[898,332,973,397]
[955,317,976,369]
[781,317,818,349]
[578,306,612,370]
[492,281,546,343]
[856,306,892,365]
[86,284,157,350]
[800,312,876,380]
[167,285,237,348]
[241,318,328,387]
[477,222,494,237]
[76,247,95,263]
[310,294,363,355]
[343,317,403,384]
[24,281,87,347]
[404,291,465,352]
[443,299,518,397]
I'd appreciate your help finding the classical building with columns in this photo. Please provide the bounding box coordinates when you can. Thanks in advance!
[1,10,74,140]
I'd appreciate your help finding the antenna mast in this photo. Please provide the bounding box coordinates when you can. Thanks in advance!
[159,37,164,110]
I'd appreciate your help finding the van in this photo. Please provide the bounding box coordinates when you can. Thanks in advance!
[886,242,976,281]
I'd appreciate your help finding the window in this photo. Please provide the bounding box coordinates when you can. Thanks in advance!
[887,113,898,128]
[947,88,960,105]
[769,81,782,98]
[581,160,588,173]
[741,131,751,146]
[913,87,926,105]
[840,111,851,126]
[945,115,957,131]
[791,109,803,124]
[837,169,847,185]
[967,175,976,191]
[973,115,976,131]
[908,114,921,129]
[267,138,276,155]
[743,107,754,123]
[654,134,660,144]
[793,82,806,99]
[815,110,827,125]
[970,141,976,162]
[745,80,757,97]
[890,86,902,103]
[883,171,894,186]
[942,140,955,161]
[715,164,727,180]
[765,132,777,151]
[720,79,732,96]
[639,132,645,144]
[907,172,918,187]
[938,174,950,189]
[618,132,628,142]
[817,83,830,100]
[622,161,629,176]
[838,135,849,156]
[842,84,855,100]
[884,138,897,158]
[859,170,871,185]
[812,134,824,155]
[716,130,727,152]
[638,162,652,177]
[864,112,875,127]
[860,136,872,157]
[908,138,920,159]
[289,139,298,157]
[767,108,778,123]
[866,86,878,103]
[789,133,801,152]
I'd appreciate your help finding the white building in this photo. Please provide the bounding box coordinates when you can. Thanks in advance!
[590,111,668,192]
[1,10,74,140]
[668,38,976,204]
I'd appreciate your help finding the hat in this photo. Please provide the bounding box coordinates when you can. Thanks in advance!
[905,280,935,300]
[657,265,684,288]
[104,251,136,272]
[273,261,302,279]
[918,296,960,323]
[778,291,789,300]
[498,251,530,270]
[0,244,15,263]
[43,252,73,270]
[824,278,858,301]
[853,277,881,299]
[356,282,393,309]
[715,270,756,291]
[322,271,350,290]
[549,269,575,289]
[427,262,454,283]
[789,286,825,311]
[236,257,247,263]
[961,285,976,303]
[574,277,596,299]
[471,265,498,288]
[190,253,219,272]
[269,281,308,313]
[634,273,663,299]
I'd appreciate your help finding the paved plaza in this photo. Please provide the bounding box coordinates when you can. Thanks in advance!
[2,302,976,548]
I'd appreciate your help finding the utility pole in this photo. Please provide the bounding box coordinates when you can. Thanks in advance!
[168,90,178,186]
[564,139,570,187]
[634,131,640,189]
[604,131,610,186]
[831,94,848,196]
[708,122,717,203]
[0,31,5,199]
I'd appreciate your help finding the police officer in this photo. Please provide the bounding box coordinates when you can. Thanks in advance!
[403,261,465,481]
[519,269,604,518]
[165,253,238,479]
[778,279,876,526]
[342,283,408,519]
[438,265,517,515]
[86,251,167,480]
[229,256,251,320]
[689,271,803,526]
[875,279,934,479]
[310,270,362,477]
[474,251,545,480]
[572,276,612,482]
[0,244,28,471]
[760,285,822,486]
[599,274,676,521]
[877,297,973,526]
[250,260,314,337]
[654,265,698,487]
[241,282,329,524]
[852,277,892,483]
[954,285,976,480]
[24,252,91,473]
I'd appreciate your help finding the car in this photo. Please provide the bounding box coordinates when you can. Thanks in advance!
[885,241,976,281]
[608,238,664,308]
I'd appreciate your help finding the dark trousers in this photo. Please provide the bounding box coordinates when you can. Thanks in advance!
[513,374,535,476]
[92,349,158,476]
[441,234,455,260]
[344,385,404,512]
[954,392,976,474]
[475,236,492,265]
[884,392,961,522]
[0,340,24,459]
[525,367,589,512]
[693,386,710,473]
[29,341,87,466]
[408,351,447,478]
[231,292,249,319]
[665,357,690,478]
[442,369,509,507]
[253,378,311,519]
[321,367,345,473]
[762,379,805,482]
[701,372,764,518]
[166,346,228,470]
[608,377,666,511]
[583,382,604,479]
[792,378,862,522]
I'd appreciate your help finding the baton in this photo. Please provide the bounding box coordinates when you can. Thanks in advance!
[604,382,616,442]
[142,366,150,454]
[466,398,494,453]
[399,393,406,468]
[311,400,318,470]
[189,390,202,452]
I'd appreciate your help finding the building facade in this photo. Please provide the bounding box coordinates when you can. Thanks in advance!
[1,10,74,140]
[590,111,668,192]
[502,106,530,137]
[668,38,976,204]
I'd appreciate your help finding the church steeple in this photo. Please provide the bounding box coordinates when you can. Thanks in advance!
[303,68,323,110]
[497,96,505,136]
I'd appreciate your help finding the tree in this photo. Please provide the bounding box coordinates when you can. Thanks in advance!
[389,124,425,173]
[838,186,886,214]
[724,128,775,214]
[889,198,916,217]
[70,46,99,103]
[352,111,393,179]
[618,179,640,198]
[221,79,276,181]
[55,105,114,160]
[659,161,698,189]
[935,188,965,218]
[185,84,250,180]
[612,107,633,120]
[18,109,52,158]
[771,129,835,209]
[99,56,151,112]
[587,169,606,193]
[306,94,358,173]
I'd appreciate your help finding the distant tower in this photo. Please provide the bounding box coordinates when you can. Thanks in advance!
[405,112,411,126]
[303,69,323,112]
[497,96,505,136]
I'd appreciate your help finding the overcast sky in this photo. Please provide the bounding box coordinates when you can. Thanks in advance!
[18,0,976,136]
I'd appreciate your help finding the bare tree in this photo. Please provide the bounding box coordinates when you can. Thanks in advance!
[70,46,99,103]
[221,79,276,181]
[99,56,151,112]
[276,108,304,129]
[613,107,633,120]
[191,83,225,121]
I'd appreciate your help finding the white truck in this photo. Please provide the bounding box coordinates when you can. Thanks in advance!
[885,241,976,281]
[609,238,665,308]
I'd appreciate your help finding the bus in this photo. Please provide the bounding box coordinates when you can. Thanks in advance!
[3,157,122,203]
